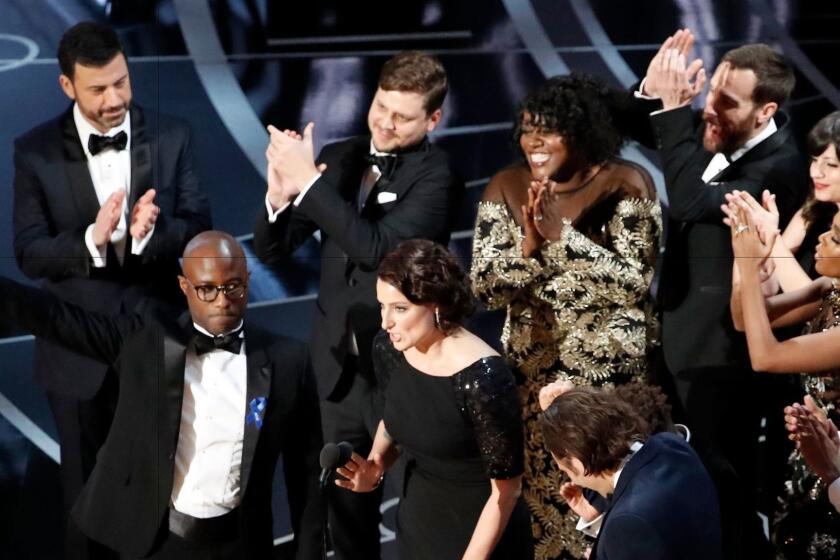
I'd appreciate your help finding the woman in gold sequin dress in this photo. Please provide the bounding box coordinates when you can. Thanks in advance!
[470,74,661,559]
[728,128,840,559]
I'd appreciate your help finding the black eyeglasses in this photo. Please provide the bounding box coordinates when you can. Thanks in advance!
[183,278,247,302]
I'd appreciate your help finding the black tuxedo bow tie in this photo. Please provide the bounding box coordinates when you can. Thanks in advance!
[88,131,128,156]
[193,327,244,355]
[365,153,397,180]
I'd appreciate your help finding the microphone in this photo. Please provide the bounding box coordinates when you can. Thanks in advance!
[318,441,354,487]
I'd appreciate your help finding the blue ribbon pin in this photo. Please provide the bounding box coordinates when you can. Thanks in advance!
[246,396,267,429]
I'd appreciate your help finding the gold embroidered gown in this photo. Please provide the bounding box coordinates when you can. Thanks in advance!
[470,167,661,559]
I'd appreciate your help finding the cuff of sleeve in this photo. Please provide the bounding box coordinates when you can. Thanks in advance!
[575,514,603,538]
[131,223,155,255]
[292,173,323,207]
[85,224,107,268]
[265,194,291,223]
[829,477,840,513]
[540,220,572,265]
[634,78,660,100]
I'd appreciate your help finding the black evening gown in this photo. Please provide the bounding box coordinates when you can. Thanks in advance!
[373,332,534,560]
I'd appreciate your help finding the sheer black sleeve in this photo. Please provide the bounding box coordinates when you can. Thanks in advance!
[453,357,525,479]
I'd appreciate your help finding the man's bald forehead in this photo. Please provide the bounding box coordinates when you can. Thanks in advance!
[183,231,245,260]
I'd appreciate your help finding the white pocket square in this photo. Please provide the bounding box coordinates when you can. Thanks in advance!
[377,191,397,204]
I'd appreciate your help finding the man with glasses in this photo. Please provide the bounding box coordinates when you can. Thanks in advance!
[0,231,323,560]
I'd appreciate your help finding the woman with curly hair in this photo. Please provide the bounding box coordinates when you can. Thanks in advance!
[338,239,534,559]
[470,74,661,559]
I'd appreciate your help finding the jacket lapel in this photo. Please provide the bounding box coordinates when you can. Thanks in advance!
[239,329,273,497]
[363,137,431,214]
[60,107,101,223]
[710,112,791,184]
[127,105,153,210]
[157,313,190,505]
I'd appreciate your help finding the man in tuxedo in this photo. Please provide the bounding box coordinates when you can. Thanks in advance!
[12,21,211,558]
[253,51,463,559]
[629,30,809,558]
[541,387,723,560]
[0,232,323,559]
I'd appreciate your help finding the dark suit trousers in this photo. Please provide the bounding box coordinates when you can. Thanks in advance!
[673,366,772,560]
[320,358,384,560]
[48,373,118,560]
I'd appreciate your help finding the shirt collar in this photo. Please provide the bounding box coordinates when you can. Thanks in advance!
[612,440,644,490]
[729,117,777,162]
[73,103,132,159]
[192,320,245,339]
[369,140,395,158]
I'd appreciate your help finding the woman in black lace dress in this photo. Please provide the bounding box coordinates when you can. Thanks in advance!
[336,239,533,560]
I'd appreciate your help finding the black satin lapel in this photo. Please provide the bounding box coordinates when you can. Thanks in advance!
[128,107,152,209]
[61,108,101,222]
[239,337,272,496]
[161,328,188,465]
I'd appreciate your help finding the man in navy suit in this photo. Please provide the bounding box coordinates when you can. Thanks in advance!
[12,21,211,559]
[541,386,723,560]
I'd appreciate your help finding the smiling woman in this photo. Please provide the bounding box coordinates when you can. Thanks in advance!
[470,74,661,559]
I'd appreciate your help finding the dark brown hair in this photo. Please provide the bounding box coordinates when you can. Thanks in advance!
[377,239,473,334]
[58,21,124,79]
[800,112,840,228]
[378,51,448,114]
[541,387,650,476]
[721,44,795,106]
[611,382,675,435]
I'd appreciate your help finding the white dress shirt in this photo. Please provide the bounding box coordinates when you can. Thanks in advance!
[74,104,154,266]
[170,322,247,518]
[830,477,840,513]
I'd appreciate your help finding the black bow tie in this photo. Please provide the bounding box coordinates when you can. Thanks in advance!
[193,327,243,356]
[88,131,128,156]
[365,153,397,180]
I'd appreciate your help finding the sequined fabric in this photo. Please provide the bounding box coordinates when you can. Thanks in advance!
[452,356,525,479]
[470,198,661,559]
[774,288,840,559]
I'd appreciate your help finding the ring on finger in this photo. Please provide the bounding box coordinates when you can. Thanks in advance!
[534,215,544,222]
[735,224,749,234]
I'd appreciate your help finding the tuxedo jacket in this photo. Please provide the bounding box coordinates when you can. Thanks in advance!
[628,100,808,373]
[12,104,212,398]
[254,135,463,398]
[0,277,323,559]
[592,433,723,560]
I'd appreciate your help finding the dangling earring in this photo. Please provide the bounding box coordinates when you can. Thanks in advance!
[434,308,441,329]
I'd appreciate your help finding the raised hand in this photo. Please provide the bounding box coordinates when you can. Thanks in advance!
[521,185,545,258]
[657,47,706,111]
[130,189,160,241]
[92,190,126,246]
[730,205,777,275]
[532,179,569,242]
[334,451,385,493]
[784,397,840,483]
[538,379,575,411]
[644,28,698,98]
[722,190,779,245]
[265,122,320,199]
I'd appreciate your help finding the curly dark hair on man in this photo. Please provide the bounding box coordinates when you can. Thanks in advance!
[541,387,650,476]
[377,240,474,334]
[513,73,627,168]
[611,382,675,435]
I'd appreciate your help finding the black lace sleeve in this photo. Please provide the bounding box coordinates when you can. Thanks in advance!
[371,330,400,420]
[453,357,525,479]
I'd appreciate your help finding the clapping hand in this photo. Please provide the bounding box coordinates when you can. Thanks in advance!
[729,205,777,274]
[264,123,326,209]
[334,451,385,493]
[92,190,126,246]
[130,189,159,241]
[521,184,545,258]
[644,28,705,108]
[722,189,780,246]
[784,396,840,483]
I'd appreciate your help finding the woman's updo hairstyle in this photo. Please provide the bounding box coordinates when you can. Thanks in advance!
[802,111,840,228]
[377,239,474,334]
